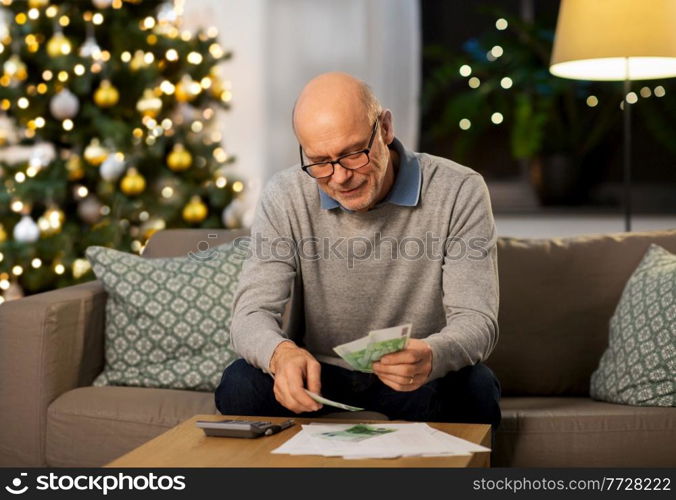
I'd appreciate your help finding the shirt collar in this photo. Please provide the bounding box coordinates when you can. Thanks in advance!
[318,137,422,211]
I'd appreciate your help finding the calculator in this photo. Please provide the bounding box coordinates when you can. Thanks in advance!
[195,419,295,438]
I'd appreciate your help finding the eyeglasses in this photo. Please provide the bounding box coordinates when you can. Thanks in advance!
[299,119,379,179]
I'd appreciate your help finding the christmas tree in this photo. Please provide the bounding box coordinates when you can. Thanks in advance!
[0,0,242,303]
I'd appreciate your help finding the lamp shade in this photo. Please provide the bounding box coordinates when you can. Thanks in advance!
[550,0,676,81]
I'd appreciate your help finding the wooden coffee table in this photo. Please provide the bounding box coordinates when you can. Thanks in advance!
[106,415,491,468]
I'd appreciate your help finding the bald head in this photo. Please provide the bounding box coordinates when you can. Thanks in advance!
[292,72,382,141]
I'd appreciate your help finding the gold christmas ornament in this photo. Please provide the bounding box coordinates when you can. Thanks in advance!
[182,195,208,223]
[46,31,72,58]
[66,154,85,180]
[210,74,224,99]
[174,76,200,103]
[3,54,28,82]
[166,144,192,171]
[38,206,65,237]
[141,218,166,241]
[129,50,147,71]
[136,88,162,117]
[0,223,6,243]
[84,138,108,166]
[94,80,119,107]
[120,167,146,195]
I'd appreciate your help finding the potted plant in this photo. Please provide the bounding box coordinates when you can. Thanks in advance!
[421,7,623,205]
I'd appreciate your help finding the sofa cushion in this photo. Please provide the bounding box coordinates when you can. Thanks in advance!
[495,397,676,467]
[487,229,676,396]
[86,241,246,391]
[590,244,675,406]
[46,386,216,467]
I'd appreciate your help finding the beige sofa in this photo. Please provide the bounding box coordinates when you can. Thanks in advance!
[1,227,675,467]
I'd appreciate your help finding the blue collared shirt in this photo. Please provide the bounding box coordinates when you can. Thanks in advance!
[318,137,422,211]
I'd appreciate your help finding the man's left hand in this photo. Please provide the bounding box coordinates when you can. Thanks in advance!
[372,339,433,392]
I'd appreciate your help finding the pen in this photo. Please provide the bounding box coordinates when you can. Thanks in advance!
[278,419,295,430]
[264,419,296,436]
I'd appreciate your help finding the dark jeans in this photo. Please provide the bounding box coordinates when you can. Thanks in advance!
[215,359,501,434]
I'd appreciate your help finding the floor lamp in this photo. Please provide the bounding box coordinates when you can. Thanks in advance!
[549,0,676,232]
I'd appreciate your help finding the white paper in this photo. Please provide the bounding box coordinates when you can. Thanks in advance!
[270,423,490,459]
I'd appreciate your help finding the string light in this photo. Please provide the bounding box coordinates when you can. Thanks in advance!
[459,65,472,77]
[31,258,42,269]
[459,119,471,130]
[14,172,25,183]
[92,13,104,25]
[161,186,174,198]
[12,265,23,276]
[232,181,244,193]
[500,77,513,89]
[187,52,203,64]
[654,86,666,97]
[63,119,74,130]
[74,64,85,75]
[586,96,598,107]
[160,80,175,94]
[639,87,651,98]
[166,49,178,61]
[468,77,480,89]
[28,9,40,21]
[209,43,224,58]
[17,97,29,109]
[496,18,508,30]
[490,45,503,58]
[54,263,65,275]
[491,112,504,124]
[213,147,228,162]
[59,15,70,27]
[215,176,227,188]
[625,92,638,104]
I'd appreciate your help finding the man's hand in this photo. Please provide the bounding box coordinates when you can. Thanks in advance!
[372,338,433,392]
[269,341,323,413]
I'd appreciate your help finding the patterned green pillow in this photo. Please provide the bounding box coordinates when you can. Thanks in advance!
[86,240,246,391]
[590,243,675,406]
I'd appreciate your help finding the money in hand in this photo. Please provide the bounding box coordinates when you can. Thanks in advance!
[303,389,364,412]
[333,323,411,372]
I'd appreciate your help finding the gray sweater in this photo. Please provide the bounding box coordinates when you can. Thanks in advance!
[230,139,499,381]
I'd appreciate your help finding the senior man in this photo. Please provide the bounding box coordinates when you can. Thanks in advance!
[215,72,501,429]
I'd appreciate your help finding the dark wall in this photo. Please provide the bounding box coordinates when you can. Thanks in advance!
[420,0,676,210]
